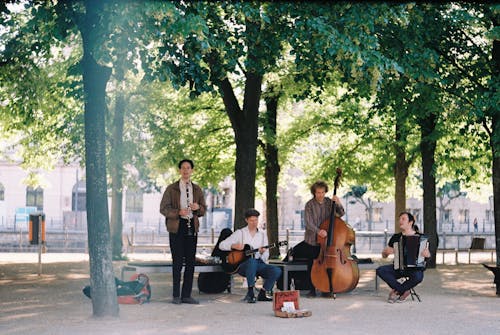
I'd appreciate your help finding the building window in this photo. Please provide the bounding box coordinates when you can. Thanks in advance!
[458,209,470,224]
[443,209,451,222]
[72,180,86,211]
[26,186,43,211]
[486,209,493,223]
[0,183,4,201]
[126,189,143,213]
[373,207,383,222]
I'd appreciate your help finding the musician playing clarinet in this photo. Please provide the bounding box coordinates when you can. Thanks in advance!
[376,212,430,303]
[160,159,206,305]
[219,208,282,303]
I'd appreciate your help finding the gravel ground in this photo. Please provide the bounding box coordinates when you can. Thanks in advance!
[0,253,499,335]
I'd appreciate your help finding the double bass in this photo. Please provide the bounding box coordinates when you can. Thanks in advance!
[311,168,359,296]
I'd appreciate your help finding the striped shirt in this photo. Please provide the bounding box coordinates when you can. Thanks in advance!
[304,197,345,246]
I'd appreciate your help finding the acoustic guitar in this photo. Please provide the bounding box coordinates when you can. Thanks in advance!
[221,241,288,274]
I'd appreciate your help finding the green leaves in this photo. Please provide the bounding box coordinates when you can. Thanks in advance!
[145,84,234,188]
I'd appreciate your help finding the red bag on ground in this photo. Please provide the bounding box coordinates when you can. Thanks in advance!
[83,273,151,305]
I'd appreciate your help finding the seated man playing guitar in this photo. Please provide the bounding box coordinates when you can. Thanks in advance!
[219,208,282,303]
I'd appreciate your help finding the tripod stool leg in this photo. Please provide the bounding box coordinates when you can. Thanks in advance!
[410,288,421,302]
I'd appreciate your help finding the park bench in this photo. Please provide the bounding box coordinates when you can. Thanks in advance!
[121,260,226,280]
[268,259,380,291]
[437,237,495,265]
[122,233,214,254]
[121,258,380,293]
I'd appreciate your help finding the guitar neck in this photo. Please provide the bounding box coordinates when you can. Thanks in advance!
[244,243,276,256]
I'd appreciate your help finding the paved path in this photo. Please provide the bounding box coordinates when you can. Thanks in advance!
[0,253,499,335]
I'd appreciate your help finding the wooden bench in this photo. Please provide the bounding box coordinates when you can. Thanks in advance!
[122,234,214,254]
[437,237,496,264]
[121,261,225,280]
[122,234,169,254]
[468,237,495,264]
[268,260,380,291]
[122,259,380,294]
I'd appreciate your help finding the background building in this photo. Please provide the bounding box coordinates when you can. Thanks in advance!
[0,160,494,241]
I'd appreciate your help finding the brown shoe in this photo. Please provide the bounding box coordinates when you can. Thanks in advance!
[398,290,411,302]
[387,289,399,303]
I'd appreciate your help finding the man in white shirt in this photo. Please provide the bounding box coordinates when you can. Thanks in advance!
[219,208,282,303]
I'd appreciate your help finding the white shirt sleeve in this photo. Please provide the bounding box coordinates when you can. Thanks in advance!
[255,230,269,262]
[218,230,242,251]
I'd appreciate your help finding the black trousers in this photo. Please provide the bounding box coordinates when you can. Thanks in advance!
[169,218,197,298]
[291,241,320,291]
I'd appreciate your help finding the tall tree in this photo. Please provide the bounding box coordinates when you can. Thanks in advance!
[260,82,281,258]
[76,0,118,316]
[417,86,441,268]
[148,2,402,228]
[440,3,499,265]
[1,0,120,316]
[491,13,500,267]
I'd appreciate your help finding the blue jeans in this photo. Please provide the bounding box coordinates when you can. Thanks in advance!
[376,264,424,295]
[237,258,282,291]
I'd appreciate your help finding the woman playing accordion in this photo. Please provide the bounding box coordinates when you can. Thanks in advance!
[376,212,431,303]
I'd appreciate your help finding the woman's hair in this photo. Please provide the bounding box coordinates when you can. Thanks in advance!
[310,180,329,195]
[400,211,419,232]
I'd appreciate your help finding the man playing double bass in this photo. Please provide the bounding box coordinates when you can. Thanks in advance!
[292,180,345,297]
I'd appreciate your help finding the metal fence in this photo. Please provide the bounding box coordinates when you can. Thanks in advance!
[0,224,495,254]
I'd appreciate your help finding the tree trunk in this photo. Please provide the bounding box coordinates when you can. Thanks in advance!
[263,88,280,258]
[492,113,500,267]
[81,0,119,317]
[420,111,438,269]
[394,117,409,232]
[218,73,262,229]
[110,67,125,260]
[491,25,500,267]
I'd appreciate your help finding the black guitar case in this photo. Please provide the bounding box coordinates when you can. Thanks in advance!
[276,241,311,291]
[198,228,232,294]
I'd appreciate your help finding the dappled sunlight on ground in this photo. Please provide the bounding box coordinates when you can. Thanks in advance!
[0,254,499,334]
[430,265,497,297]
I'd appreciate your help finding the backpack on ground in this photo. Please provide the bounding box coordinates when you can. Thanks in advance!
[197,228,232,294]
[82,273,151,304]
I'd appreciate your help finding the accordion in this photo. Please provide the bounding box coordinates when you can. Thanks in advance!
[393,234,428,271]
